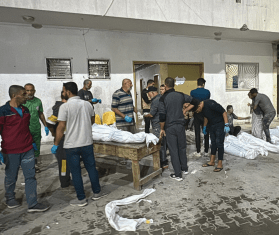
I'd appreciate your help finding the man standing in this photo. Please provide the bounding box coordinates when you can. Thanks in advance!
[190,78,211,157]
[192,99,230,172]
[249,88,276,143]
[47,92,71,188]
[111,78,137,133]
[159,77,197,181]
[24,83,49,173]
[141,80,155,133]
[144,87,168,168]
[0,85,50,212]
[51,82,107,207]
[78,79,101,105]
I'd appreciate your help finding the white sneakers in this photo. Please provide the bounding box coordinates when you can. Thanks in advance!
[192,152,201,157]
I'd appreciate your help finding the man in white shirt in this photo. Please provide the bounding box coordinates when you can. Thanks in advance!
[51,82,108,206]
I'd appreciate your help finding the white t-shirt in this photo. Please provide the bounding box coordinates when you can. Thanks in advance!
[58,96,95,149]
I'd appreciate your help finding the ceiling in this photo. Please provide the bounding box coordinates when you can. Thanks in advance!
[1,6,279,43]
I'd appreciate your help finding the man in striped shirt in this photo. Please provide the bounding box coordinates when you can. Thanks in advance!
[111,79,137,133]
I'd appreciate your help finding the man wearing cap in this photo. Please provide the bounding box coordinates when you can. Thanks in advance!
[144,86,168,168]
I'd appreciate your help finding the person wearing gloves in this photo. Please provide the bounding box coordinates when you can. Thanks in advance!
[23,83,49,173]
[192,99,229,172]
[78,79,101,105]
[144,86,168,169]
[51,82,108,207]
[111,78,137,133]
[0,85,50,212]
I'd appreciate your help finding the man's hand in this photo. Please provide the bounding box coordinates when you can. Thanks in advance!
[160,130,166,138]
[92,98,98,103]
[45,126,49,136]
[247,103,251,106]
[202,126,207,135]
[224,123,230,133]
[124,115,133,123]
[0,152,4,165]
[51,145,59,154]
[32,143,38,151]
[97,99,102,103]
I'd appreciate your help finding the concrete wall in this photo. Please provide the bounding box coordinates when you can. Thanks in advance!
[0,24,273,142]
[1,0,279,32]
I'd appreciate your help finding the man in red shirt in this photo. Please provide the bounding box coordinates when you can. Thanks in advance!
[0,85,50,212]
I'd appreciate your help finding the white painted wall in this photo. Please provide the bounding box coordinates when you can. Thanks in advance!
[0,24,273,142]
[135,64,160,110]
[1,0,279,32]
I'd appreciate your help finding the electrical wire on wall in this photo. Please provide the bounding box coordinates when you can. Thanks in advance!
[103,0,116,16]
[82,29,90,59]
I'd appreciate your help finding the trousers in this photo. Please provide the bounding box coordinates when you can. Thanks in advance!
[263,111,276,142]
[166,124,188,177]
[210,123,225,161]
[143,109,151,133]
[194,112,209,153]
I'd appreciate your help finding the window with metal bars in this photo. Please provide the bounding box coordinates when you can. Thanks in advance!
[226,63,259,91]
[46,58,72,79]
[88,59,110,79]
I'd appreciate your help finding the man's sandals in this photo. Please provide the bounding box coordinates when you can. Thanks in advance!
[202,163,223,172]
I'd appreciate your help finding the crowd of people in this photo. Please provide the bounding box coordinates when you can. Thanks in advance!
[0,77,275,211]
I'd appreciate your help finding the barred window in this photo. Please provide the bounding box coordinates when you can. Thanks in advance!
[226,63,259,91]
[46,58,72,79]
[88,60,110,79]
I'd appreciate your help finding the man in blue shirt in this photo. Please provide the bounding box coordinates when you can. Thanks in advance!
[190,78,211,157]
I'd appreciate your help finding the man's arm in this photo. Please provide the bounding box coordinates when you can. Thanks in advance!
[204,117,208,127]
[39,111,47,127]
[91,116,95,125]
[142,90,151,104]
[46,123,56,137]
[112,108,125,118]
[54,121,66,145]
[223,112,229,123]
[134,106,137,113]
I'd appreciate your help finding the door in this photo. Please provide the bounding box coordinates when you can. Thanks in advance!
[153,75,159,88]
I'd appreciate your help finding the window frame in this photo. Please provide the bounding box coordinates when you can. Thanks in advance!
[225,62,259,92]
[87,59,111,80]
[46,58,73,80]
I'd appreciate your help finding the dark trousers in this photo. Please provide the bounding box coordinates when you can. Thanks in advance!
[263,111,276,142]
[55,136,71,188]
[4,149,38,208]
[160,136,168,164]
[143,109,151,133]
[210,123,225,161]
[166,124,188,177]
[194,113,209,153]
[229,126,241,137]
[65,144,100,200]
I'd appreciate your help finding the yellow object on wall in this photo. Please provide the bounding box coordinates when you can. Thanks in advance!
[95,114,102,125]
[103,111,116,125]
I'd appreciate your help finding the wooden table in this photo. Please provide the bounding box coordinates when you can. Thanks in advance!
[93,141,162,191]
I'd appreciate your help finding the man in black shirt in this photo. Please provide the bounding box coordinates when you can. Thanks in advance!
[159,77,198,181]
[78,79,101,105]
[141,80,154,133]
[192,99,230,172]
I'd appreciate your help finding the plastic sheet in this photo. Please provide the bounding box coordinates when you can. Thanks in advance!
[92,124,159,146]
[105,189,155,231]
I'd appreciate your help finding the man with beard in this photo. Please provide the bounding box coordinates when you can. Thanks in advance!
[51,82,108,206]
[160,84,166,95]
[78,79,101,105]
[111,78,137,133]
[47,92,71,188]
[24,83,49,173]
[0,85,50,212]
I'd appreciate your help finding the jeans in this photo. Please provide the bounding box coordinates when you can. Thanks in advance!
[194,112,209,153]
[65,144,100,200]
[143,109,151,133]
[4,149,37,208]
[263,111,276,142]
[210,123,225,161]
[166,124,188,177]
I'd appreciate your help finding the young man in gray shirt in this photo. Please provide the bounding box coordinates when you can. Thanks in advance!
[250,88,276,143]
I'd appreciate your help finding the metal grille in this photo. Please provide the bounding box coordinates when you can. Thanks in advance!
[226,63,259,90]
[88,60,110,79]
[46,58,72,79]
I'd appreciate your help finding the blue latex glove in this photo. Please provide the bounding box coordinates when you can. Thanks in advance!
[97,99,102,104]
[51,145,59,154]
[124,115,133,123]
[202,126,207,135]
[224,123,230,133]
[45,126,49,136]
[0,152,3,165]
[92,98,98,103]
[32,143,38,151]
